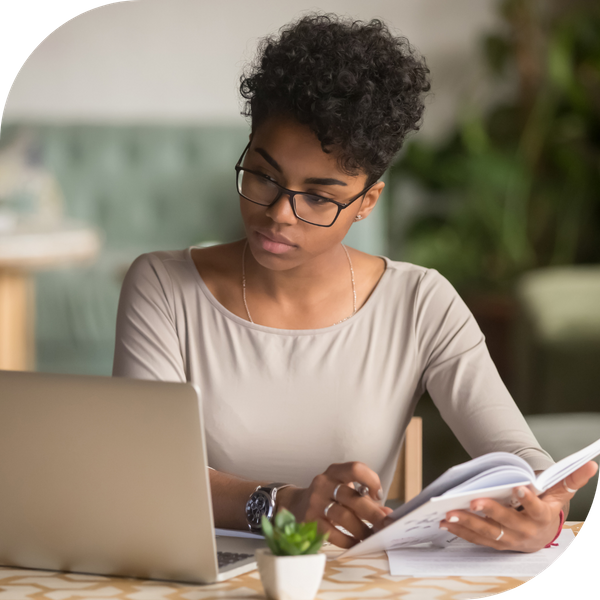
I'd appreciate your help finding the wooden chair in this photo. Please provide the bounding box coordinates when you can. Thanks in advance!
[386,416,423,503]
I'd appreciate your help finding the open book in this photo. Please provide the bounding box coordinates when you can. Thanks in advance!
[342,437,600,558]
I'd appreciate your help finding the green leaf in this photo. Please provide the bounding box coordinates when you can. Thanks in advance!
[267,510,328,555]
[304,531,329,555]
[261,515,274,541]
[265,536,280,555]
[278,536,301,556]
[275,509,295,530]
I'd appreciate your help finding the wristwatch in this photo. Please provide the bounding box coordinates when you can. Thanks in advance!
[245,483,291,533]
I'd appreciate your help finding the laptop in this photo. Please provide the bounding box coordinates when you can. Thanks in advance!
[0,370,267,583]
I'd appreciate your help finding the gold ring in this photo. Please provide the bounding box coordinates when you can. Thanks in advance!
[324,501,335,518]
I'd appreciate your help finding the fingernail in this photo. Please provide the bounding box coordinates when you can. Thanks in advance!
[377,488,384,500]
[517,487,526,498]
[448,516,459,523]
[473,503,483,512]
[440,525,448,531]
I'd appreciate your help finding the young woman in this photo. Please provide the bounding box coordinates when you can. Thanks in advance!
[113,14,596,551]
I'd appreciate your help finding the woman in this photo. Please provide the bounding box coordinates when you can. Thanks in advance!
[113,14,596,551]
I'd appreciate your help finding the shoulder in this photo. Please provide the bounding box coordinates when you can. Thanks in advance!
[190,240,242,280]
[122,248,203,310]
[190,240,244,303]
[125,249,189,287]
[378,257,450,294]
[377,258,468,316]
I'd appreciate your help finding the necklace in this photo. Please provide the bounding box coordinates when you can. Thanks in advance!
[242,240,356,326]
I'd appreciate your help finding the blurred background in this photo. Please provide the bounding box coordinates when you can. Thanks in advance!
[0,0,598,518]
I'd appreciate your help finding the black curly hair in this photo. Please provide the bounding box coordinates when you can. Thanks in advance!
[240,13,431,185]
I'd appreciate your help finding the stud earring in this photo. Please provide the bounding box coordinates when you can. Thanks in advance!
[355,215,363,221]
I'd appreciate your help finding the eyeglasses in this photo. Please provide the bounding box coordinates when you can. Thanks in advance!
[235,142,375,227]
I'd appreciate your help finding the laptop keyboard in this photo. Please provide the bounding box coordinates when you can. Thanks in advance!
[217,551,253,569]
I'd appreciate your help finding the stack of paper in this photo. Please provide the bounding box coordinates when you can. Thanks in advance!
[387,529,574,577]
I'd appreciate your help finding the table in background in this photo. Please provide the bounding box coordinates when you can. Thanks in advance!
[0,218,100,370]
[0,522,582,600]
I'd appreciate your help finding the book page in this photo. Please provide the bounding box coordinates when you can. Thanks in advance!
[389,452,532,522]
[387,529,574,577]
[535,438,600,492]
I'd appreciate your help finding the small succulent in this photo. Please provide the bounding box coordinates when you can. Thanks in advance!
[261,509,329,556]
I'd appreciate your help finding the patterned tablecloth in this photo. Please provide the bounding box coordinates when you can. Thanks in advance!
[0,522,582,600]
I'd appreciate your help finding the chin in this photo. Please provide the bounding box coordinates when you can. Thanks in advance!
[248,242,300,271]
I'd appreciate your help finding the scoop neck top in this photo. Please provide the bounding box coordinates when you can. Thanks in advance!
[113,248,554,495]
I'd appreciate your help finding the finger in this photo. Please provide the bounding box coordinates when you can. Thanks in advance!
[443,510,507,545]
[324,502,372,541]
[469,498,527,531]
[513,486,552,521]
[325,462,383,502]
[334,483,388,527]
[542,461,599,502]
[562,462,598,495]
[440,519,509,551]
[317,517,356,549]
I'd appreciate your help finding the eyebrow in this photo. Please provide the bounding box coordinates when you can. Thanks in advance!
[254,147,348,187]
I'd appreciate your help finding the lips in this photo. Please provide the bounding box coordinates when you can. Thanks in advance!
[255,229,296,246]
[254,230,297,255]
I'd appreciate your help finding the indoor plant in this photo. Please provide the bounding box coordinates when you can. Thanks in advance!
[388,0,600,392]
[256,509,329,600]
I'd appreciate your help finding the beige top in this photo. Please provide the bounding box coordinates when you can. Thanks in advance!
[113,248,553,496]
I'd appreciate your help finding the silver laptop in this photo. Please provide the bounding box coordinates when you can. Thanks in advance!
[0,370,266,583]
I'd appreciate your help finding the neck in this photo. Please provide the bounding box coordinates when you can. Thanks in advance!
[243,241,351,304]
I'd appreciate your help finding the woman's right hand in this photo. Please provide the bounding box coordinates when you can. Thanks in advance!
[277,462,392,548]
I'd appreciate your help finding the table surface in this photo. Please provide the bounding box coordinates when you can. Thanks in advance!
[0,522,582,600]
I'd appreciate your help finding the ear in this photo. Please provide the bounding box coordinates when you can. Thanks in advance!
[354,181,385,221]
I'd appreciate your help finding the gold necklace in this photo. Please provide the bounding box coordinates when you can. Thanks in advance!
[241,240,356,326]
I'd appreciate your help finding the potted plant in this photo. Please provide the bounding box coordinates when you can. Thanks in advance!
[256,509,329,600]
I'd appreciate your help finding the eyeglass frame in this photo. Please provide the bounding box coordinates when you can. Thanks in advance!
[234,142,377,228]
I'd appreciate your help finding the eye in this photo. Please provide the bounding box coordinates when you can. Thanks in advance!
[253,170,277,183]
[303,194,331,205]
[252,171,278,187]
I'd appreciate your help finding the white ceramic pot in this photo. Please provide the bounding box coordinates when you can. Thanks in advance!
[256,548,327,600]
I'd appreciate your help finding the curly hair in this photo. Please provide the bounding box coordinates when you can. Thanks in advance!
[240,13,431,184]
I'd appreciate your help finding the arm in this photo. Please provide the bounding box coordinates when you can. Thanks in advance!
[113,253,186,382]
[414,270,595,550]
[213,463,390,546]
[210,469,273,530]
[113,255,388,545]
[415,270,554,472]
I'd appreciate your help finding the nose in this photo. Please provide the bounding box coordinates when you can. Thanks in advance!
[264,192,298,225]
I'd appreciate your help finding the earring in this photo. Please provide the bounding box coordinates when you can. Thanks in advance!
[355,215,363,221]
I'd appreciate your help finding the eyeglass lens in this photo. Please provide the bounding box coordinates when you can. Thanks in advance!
[237,170,339,226]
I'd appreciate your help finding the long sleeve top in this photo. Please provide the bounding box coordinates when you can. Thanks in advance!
[113,248,554,496]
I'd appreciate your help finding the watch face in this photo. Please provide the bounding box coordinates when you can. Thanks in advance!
[246,490,273,528]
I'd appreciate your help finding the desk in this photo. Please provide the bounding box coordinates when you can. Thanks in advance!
[0,218,101,370]
[0,522,582,600]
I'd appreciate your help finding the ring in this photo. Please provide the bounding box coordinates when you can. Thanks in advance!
[495,528,504,542]
[324,501,335,518]
[563,480,577,494]
[333,484,343,502]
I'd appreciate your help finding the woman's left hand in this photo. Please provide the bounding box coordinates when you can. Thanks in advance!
[439,461,598,552]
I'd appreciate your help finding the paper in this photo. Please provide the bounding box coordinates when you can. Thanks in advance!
[215,528,264,540]
[387,529,574,577]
